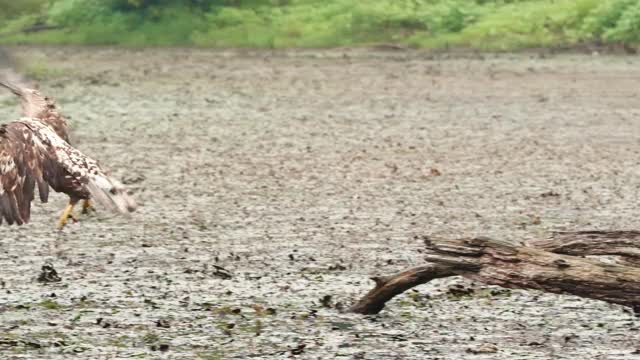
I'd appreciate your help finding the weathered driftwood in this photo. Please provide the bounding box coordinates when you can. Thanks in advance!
[352,235,640,315]
[350,265,454,314]
[528,230,640,266]
[423,236,640,308]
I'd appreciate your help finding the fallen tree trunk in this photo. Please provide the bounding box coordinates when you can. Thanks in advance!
[352,235,640,315]
[528,230,640,266]
[423,236,640,308]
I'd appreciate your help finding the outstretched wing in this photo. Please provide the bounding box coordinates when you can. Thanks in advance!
[0,77,71,143]
[22,118,137,215]
[0,49,69,142]
[0,121,51,224]
[0,49,44,118]
[0,77,50,119]
[0,119,136,225]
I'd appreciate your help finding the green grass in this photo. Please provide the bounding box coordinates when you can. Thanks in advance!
[410,0,601,50]
[1,0,640,49]
[39,299,61,310]
[0,0,45,22]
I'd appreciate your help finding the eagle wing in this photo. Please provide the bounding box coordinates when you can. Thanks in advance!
[0,118,136,225]
[0,78,71,143]
[0,121,48,224]
[0,49,45,118]
[0,50,69,142]
[0,78,51,119]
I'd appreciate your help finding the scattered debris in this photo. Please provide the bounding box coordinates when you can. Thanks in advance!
[467,343,499,354]
[37,263,61,283]
[290,343,306,356]
[319,295,332,308]
[96,318,116,329]
[150,343,170,352]
[447,284,475,298]
[331,321,355,331]
[121,173,146,185]
[156,319,171,329]
[0,337,44,349]
[540,191,560,198]
[211,265,232,279]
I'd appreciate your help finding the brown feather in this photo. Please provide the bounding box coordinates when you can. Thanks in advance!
[0,123,38,224]
[0,79,70,142]
[0,119,136,226]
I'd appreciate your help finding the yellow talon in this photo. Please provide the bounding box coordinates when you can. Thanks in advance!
[57,203,78,230]
[81,199,95,215]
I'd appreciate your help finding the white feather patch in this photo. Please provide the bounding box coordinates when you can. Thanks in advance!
[17,118,137,214]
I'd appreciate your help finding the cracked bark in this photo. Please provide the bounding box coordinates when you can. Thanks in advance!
[353,234,640,315]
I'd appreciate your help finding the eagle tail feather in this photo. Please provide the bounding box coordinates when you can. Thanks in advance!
[86,175,137,215]
[37,178,49,203]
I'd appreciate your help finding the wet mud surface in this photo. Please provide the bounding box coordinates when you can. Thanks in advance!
[0,47,638,359]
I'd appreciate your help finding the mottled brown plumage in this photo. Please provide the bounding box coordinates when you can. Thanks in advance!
[0,65,135,226]
[0,118,136,225]
[0,79,69,142]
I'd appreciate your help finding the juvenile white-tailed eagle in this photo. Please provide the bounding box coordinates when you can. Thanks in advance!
[0,79,136,228]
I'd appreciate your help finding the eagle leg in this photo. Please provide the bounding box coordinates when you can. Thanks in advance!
[57,202,79,230]
[81,199,95,215]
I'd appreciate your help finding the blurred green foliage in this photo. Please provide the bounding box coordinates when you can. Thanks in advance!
[0,0,44,21]
[0,0,639,48]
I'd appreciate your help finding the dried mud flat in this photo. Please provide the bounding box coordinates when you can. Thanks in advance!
[0,46,639,359]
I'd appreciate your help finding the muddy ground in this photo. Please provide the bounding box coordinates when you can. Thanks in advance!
[0,46,638,359]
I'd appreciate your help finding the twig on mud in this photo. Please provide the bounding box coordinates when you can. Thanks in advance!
[211,264,233,279]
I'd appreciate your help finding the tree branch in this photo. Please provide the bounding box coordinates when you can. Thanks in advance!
[352,235,640,315]
[350,264,454,314]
